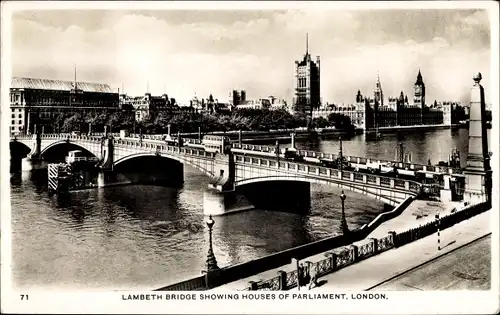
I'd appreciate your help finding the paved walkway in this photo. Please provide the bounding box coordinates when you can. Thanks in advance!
[372,235,491,291]
[212,200,485,291]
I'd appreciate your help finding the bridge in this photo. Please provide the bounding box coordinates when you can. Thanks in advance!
[10,132,431,214]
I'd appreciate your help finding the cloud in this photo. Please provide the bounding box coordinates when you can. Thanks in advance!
[11,9,492,105]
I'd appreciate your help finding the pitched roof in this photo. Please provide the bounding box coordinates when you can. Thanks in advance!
[11,77,115,93]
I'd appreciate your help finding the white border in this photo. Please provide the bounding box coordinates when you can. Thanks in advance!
[1,1,499,314]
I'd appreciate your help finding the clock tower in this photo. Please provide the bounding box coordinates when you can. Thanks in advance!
[413,69,425,108]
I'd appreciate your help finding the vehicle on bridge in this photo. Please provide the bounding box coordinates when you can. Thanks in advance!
[65,150,99,164]
[202,135,231,154]
[283,148,304,162]
[162,134,183,147]
[353,161,396,175]
[319,157,350,169]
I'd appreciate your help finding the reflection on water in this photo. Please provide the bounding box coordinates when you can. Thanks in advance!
[10,128,480,290]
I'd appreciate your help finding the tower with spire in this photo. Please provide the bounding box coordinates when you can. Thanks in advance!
[69,64,83,106]
[413,69,426,108]
[374,72,384,107]
[293,33,321,115]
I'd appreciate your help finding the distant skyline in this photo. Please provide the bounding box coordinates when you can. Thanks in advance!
[11,8,491,105]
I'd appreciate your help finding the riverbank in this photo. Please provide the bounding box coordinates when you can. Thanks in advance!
[367,123,465,133]
[182,128,360,143]
[210,199,462,291]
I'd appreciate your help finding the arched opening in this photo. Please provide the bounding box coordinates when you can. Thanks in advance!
[235,180,311,214]
[41,142,98,163]
[235,176,410,207]
[10,141,31,173]
[112,155,185,188]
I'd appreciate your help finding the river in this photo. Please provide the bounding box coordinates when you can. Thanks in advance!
[9,127,487,290]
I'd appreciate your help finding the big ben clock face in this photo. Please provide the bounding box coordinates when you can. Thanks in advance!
[415,86,421,94]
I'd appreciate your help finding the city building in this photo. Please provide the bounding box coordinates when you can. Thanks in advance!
[229,90,246,107]
[293,34,320,114]
[119,93,172,122]
[190,94,231,113]
[10,76,119,134]
[234,95,288,111]
[311,70,464,130]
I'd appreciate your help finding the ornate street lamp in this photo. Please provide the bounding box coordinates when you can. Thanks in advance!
[205,215,219,272]
[338,136,343,171]
[340,190,349,235]
[275,140,280,163]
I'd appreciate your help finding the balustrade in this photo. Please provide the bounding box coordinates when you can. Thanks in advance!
[366,175,377,184]
[380,177,390,187]
[341,170,351,179]
[394,179,406,188]
[354,173,363,181]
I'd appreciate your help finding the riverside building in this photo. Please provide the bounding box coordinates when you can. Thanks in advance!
[293,34,321,115]
[312,70,463,130]
[9,76,119,135]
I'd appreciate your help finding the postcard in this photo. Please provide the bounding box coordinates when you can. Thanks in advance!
[1,1,499,314]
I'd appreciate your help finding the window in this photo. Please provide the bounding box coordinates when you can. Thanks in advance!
[11,126,15,130]
[12,114,15,118]
[19,120,22,124]
[11,120,15,125]
[19,114,22,118]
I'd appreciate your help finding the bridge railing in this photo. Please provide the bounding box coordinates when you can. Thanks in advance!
[231,143,463,175]
[112,138,216,159]
[234,154,422,194]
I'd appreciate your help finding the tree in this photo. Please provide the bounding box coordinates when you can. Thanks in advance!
[327,113,352,130]
[61,113,83,132]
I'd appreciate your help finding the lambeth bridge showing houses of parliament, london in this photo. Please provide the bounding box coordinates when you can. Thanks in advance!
[9,74,492,290]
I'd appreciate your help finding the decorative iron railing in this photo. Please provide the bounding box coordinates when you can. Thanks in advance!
[257,276,280,291]
[357,242,374,259]
[314,257,333,277]
[285,269,298,289]
[377,235,393,251]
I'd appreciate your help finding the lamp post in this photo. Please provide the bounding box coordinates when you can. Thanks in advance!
[338,136,343,171]
[205,215,219,272]
[340,190,349,235]
[275,140,280,163]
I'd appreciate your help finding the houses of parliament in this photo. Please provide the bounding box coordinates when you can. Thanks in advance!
[294,35,465,130]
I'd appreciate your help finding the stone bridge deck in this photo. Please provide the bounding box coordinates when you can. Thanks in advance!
[11,133,424,213]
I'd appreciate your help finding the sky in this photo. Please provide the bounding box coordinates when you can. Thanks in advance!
[11,7,492,105]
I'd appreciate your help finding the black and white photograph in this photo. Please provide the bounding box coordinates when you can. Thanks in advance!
[1,1,498,314]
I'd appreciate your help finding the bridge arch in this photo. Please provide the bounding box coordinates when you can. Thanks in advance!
[40,140,100,158]
[10,140,31,158]
[235,175,418,206]
[113,152,215,178]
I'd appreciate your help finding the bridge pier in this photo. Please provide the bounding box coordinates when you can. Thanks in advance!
[21,157,48,171]
[203,189,254,216]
